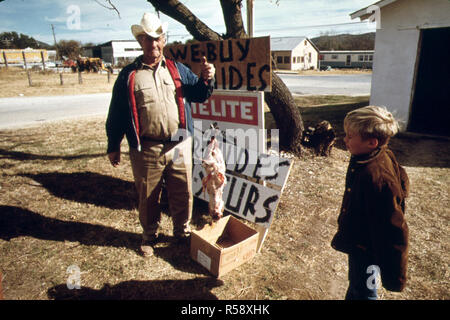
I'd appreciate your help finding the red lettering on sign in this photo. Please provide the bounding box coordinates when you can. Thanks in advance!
[191,95,258,125]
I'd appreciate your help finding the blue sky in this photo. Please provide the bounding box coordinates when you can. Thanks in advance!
[0,0,376,45]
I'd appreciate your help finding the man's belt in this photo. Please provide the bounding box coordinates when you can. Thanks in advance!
[141,136,174,143]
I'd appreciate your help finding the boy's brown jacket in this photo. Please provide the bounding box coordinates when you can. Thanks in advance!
[331,146,409,292]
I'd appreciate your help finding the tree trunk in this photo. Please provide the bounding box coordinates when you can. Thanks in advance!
[266,72,303,152]
[147,0,303,153]
[219,0,247,39]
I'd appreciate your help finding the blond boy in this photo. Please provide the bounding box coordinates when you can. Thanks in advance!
[331,106,409,300]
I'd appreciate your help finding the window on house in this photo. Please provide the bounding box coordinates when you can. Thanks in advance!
[365,55,369,61]
[277,56,282,64]
[359,55,364,61]
[369,55,373,61]
[301,57,305,63]
[284,56,290,64]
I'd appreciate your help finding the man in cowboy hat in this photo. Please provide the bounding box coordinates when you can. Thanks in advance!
[106,12,215,257]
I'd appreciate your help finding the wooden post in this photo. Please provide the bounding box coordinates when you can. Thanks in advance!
[22,51,28,69]
[2,51,8,68]
[26,70,33,86]
[22,52,33,86]
[41,51,46,71]
[255,224,269,253]
[60,73,64,85]
[247,0,254,37]
[107,70,111,83]
[78,70,83,84]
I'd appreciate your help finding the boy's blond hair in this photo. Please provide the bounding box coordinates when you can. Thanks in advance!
[344,105,399,146]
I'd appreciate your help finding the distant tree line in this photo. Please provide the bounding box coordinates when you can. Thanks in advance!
[311,32,375,51]
[57,40,82,59]
[0,31,51,49]
[0,31,92,61]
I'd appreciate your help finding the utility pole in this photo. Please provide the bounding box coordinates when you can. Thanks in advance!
[247,0,254,37]
[51,24,59,59]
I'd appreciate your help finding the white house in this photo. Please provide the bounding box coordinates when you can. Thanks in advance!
[320,50,374,69]
[351,0,450,136]
[271,37,319,71]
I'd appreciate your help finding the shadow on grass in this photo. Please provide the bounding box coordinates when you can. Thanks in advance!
[21,171,137,210]
[0,205,213,276]
[47,277,223,300]
[0,148,105,161]
[0,205,141,251]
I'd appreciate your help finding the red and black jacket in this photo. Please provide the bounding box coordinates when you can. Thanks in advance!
[106,56,214,153]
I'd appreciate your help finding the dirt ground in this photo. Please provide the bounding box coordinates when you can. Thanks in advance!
[0,67,116,98]
[0,96,448,300]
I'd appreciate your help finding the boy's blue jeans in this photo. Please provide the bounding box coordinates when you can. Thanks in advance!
[345,251,378,300]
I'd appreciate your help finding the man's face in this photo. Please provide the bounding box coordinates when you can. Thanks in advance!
[138,34,165,61]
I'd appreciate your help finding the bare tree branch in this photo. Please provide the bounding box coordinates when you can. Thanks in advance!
[94,0,121,19]
[147,0,221,41]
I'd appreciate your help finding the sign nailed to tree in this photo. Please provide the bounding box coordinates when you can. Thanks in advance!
[164,36,272,92]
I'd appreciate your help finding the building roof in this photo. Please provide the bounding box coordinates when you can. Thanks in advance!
[350,0,398,20]
[270,36,308,51]
[271,36,320,53]
[99,40,138,47]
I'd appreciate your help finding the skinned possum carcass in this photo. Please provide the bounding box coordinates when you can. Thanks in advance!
[202,136,227,221]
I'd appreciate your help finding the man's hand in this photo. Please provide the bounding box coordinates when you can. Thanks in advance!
[108,151,120,167]
[200,56,215,81]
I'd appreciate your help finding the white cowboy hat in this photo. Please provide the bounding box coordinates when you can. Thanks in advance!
[131,12,168,40]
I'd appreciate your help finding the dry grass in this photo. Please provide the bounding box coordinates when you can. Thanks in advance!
[0,67,116,98]
[0,95,449,300]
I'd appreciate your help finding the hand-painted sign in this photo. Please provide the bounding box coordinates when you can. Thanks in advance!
[164,36,271,91]
[193,141,292,228]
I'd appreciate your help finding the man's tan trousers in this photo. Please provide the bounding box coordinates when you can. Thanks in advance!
[129,137,193,240]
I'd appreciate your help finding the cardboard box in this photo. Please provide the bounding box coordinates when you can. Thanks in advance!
[190,215,259,277]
